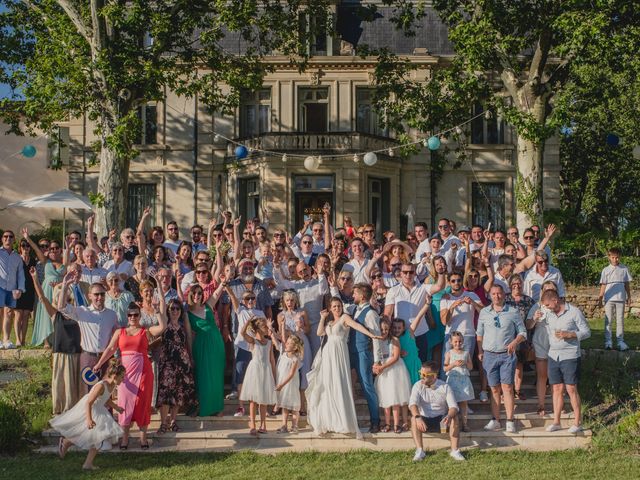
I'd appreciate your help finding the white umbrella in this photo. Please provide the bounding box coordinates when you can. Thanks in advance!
[6,189,93,239]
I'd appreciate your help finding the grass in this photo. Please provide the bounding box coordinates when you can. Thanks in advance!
[1,449,640,480]
[582,315,640,350]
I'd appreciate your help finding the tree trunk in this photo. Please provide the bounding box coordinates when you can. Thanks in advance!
[515,135,544,231]
[95,126,131,236]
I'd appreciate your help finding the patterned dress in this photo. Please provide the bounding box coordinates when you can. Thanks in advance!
[156,321,196,407]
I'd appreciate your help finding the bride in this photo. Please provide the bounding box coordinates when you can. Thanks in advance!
[306,297,381,438]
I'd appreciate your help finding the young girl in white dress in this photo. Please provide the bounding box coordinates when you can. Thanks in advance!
[51,360,125,470]
[272,333,304,433]
[277,290,311,396]
[239,316,277,435]
[443,331,474,431]
[374,318,412,433]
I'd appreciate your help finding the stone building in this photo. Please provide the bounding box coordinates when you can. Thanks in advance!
[10,2,561,237]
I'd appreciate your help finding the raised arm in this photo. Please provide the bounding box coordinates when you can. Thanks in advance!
[30,267,57,318]
[136,206,152,254]
[240,317,256,345]
[536,224,556,253]
[148,303,167,337]
[343,314,382,340]
[317,309,330,337]
[21,227,47,265]
[206,281,227,309]
[232,217,242,260]
[212,239,224,283]
[323,203,332,251]
[93,329,121,372]
[429,269,447,295]
[411,297,432,334]
[223,283,240,313]
[85,214,100,254]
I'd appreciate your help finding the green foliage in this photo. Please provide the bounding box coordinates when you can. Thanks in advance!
[0,400,25,455]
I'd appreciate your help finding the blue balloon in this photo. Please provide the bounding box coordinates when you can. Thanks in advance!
[21,145,37,158]
[560,126,574,136]
[234,145,248,159]
[427,136,441,151]
[606,134,619,146]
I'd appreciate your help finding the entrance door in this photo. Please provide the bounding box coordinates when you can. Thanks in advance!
[295,192,333,233]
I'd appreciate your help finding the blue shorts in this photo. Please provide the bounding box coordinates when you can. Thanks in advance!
[416,415,445,432]
[0,288,17,309]
[548,357,580,385]
[234,347,252,385]
[482,351,517,387]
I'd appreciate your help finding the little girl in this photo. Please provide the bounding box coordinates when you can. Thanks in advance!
[374,319,412,433]
[239,316,277,435]
[443,331,474,431]
[273,333,304,433]
[392,298,431,387]
[51,359,125,470]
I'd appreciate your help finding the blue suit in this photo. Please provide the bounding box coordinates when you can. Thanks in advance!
[349,305,380,427]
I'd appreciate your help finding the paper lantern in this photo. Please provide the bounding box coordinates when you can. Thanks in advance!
[560,126,574,136]
[304,155,319,171]
[363,152,378,166]
[427,136,441,151]
[21,145,37,158]
[606,134,620,146]
[234,145,248,159]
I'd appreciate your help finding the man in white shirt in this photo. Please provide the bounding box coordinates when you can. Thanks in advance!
[412,222,431,264]
[163,221,181,255]
[61,280,118,393]
[384,263,445,362]
[409,361,464,462]
[523,250,566,302]
[436,217,461,253]
[80,249,107,287]
[440,272,484,357]
[341,237,370,283]
[598,247,632,351]
[102,242,135,283]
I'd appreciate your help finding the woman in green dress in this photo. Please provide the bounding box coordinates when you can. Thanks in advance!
[425,256,451,365]
[186,281,227,416]
[22,229,66,346]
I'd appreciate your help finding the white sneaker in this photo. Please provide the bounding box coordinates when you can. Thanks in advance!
[568,425,583,434]
[545,423,562,432]
[412,448,426,462]
[505,421,517,433]
[617,340,629,352]
[449,449,465,461]
[225,391,239,400]
[604,341,612,350]
[467,406,474,414]
[479,391,489,402]
[484,419,501,431]
[3,341,15,350]
[0,342,5,350]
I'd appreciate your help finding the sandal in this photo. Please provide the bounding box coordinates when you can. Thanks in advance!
[258,428,268,434]
[170,422,180,432]
[401,423,410,432]
[381,424,391,433]
[537,407,546,417]
[156,423,169,435]
[515,390,527,400]
[276,426,289,434]
[299,410,307,417]
[119,442,128,450]
[140,443,150,450]
[249,428,258,436]
[394,425,402,434]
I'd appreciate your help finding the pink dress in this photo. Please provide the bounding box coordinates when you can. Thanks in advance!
[117,328,153,427]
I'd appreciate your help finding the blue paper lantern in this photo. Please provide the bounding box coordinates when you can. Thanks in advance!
[21,145,37,158]
[234,145,248,159]
[606,134,619,146]
[427,136,441,151]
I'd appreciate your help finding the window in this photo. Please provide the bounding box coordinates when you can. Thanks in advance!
[368,177,390,239]
[294,175,334,231]
[470,104,506,144]
[136,104,158,145]
[239,177,260,221]
[299,13,333,56]
[299,87,329,133]
[472,182,505,230]
[240,88,271,138]
[127,184,157,229]
[356,88,388,137]
[47,125,69,169]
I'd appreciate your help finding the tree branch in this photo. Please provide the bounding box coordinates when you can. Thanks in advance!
[528,28,552,85]
[54,0,92,45]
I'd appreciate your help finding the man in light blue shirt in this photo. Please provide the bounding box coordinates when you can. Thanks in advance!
[541,289,590,434]
[1,230,25,349]
[477,284,527,433]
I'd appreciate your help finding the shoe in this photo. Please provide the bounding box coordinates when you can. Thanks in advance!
[484,419,501,431]
[604,342,612,350]
[479,391,489,402]
[369,424,380,434]
[225,391,239,400]
[568,425,583,434]
[545,423,562,432]
[233,407,245,417]
[505,421,517,434]
[412,449,426,462]
[515,390,527,401]
[0,342,4,350]
[4,341,15,350]
[617,340,629,352]
[467,406,474,414]
[449,449,465,461]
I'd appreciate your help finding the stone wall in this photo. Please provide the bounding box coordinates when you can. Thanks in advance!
[565,288,639,319]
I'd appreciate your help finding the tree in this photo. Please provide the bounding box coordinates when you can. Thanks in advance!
[366,0,639,229]
[0,0,329,234]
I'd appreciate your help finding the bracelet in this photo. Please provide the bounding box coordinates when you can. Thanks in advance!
[414,415,421,419]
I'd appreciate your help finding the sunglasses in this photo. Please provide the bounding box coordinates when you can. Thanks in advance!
[363,229,375,234]
[92,292,106,297]
[244,296,256,301]
[169,306,181,311]
[390,262,402,268]
[450,279,462,284]
[371,274,383,280]
[537,260,548,265]
[39,243,50,248]
[167,227,178,231]
[212,233,223,237]
[401,270,415,275]
[127,312,140,318]
[420,372,438,379]
[468,274,479,279]
[196,270,209,274]
[20,243,31,248]
[339,276,353,281]
[493,315,501,328]
[49,246,61,251]
[524,236,534,240]
[302,241,313,244]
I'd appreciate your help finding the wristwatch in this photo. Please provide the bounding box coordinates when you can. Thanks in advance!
[414,415,421,419]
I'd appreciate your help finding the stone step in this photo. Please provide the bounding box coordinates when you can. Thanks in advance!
[41,425,591,453]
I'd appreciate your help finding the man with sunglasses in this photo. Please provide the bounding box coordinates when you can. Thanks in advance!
[190,225,207,254]
[440,273,484,358]
[523,251,565,302]
[436,217,461,253]
[476,284,527,433]
[120,228,140,262]
[60,276,118,393]
[163,221,181,256]
[409,361,464,462]
[0,230,25,349]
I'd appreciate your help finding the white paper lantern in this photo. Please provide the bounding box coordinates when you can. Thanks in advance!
[282,154,287,163]
[213,134,221,143]
[633,145,640,160]
[353,154,360,163]
[363,152,378,166]
[304,155,319,171]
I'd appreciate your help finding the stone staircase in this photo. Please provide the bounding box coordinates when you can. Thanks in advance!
[41,370,591,454]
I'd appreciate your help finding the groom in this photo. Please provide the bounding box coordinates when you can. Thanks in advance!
[350,283,383,433]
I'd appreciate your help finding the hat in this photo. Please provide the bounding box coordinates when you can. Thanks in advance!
[429,233,442,242]
[81,367,100,386]
[457,225,471,233]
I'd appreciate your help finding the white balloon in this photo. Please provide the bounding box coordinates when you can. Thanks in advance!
[633,145,640,160]
[363,152,378,166]
[304,155,319,171]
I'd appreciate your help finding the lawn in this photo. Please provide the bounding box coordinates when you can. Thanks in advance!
[583,315,640,350]
[0,448,639,480]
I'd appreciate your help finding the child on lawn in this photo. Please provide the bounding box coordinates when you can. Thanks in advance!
[598,248,633,351]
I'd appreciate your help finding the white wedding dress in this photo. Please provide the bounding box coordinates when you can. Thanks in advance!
[306,319,362,438]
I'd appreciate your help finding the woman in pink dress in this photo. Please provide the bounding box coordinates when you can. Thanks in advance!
[94,301,166,449]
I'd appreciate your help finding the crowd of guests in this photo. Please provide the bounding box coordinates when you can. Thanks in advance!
[0,205,634,463]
